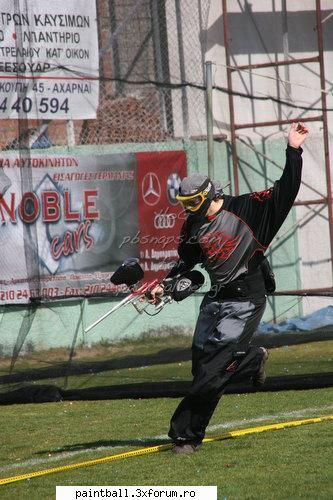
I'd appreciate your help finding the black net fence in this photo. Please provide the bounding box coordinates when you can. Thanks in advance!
[0,0,332,404]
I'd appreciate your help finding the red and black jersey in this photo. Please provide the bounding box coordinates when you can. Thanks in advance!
[171,145,303,286]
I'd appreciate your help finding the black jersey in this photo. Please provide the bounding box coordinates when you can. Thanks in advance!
[172,145,303,286]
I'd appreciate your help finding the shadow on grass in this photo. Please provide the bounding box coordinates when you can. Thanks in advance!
[0,347,190,385]
[2,330,333,386]
[1,372,332,405]
[36,437,170,455]
[1,333,333,404]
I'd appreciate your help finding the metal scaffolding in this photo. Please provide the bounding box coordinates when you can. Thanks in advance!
[222,0,333,294]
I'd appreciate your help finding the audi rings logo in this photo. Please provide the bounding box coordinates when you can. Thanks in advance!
[154,213,176,229]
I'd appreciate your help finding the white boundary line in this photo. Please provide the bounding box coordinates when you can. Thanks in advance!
[1,404,332,474]
[207,405,333,432]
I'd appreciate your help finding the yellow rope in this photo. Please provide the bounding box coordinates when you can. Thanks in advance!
[1,415,332,486]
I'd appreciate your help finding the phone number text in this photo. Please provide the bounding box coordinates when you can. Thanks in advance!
[1,284,114,301]
[0,97,69,114]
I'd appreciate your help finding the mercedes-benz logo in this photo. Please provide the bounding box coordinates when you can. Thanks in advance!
[142,172,161,206]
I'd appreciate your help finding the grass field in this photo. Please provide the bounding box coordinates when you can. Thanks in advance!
[1,337,332,391]
[1,338,333,499]
[1,389,333,499]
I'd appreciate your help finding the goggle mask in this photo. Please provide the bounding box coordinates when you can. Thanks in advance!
[176,182,213,213]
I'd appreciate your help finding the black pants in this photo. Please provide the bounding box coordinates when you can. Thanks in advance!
[168,296,266,444]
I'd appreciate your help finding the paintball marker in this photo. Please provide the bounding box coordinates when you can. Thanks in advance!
[84,258,204,333]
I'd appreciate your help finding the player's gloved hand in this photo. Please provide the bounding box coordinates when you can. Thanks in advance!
[146,284,165,304]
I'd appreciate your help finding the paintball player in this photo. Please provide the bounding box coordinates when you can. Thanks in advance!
[150,122,309,454]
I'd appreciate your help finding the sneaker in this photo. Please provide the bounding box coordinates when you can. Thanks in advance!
[252,347,269,387]
[171,442,201,454]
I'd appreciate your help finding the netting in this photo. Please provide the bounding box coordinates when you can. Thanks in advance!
[0,0,332,404]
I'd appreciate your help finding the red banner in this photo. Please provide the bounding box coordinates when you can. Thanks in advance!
[136,151,187,281]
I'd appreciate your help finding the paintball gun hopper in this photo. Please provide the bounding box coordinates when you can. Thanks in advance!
[110,258,144,287]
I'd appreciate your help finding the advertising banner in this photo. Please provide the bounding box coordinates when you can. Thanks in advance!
[0,0,99,119]
[136,152,186,282]
[0,151,186,304]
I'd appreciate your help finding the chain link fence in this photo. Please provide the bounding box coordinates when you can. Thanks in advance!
[0,0,212,150]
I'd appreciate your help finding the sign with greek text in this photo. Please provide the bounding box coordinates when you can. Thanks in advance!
[0,151,186,304]
[0,0,99,119]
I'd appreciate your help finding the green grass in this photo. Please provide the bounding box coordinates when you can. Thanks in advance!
[1,338,332,392]
[1,337,333,498]
[1,388,333,499]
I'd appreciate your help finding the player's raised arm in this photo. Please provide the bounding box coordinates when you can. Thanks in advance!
[288,122,309,149]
